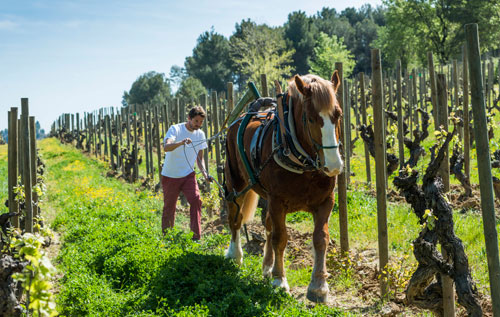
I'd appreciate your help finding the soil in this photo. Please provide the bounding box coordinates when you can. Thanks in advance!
[203,217,494,316]
[385,183,500,215]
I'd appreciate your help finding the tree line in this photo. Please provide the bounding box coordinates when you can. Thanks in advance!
[122,1,500,106]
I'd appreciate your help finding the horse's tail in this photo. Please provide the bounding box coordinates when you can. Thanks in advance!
[241,189,259,225]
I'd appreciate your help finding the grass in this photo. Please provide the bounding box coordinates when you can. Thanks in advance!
[36,138,344,316]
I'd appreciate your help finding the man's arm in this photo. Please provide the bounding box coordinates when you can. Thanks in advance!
[164,137,192,152]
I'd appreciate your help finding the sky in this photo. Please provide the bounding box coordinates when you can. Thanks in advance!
[0,0,382,132]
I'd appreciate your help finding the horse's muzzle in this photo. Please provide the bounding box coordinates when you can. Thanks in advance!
[323,166,342,177]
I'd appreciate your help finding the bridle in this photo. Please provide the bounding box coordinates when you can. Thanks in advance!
[286,93,341,171]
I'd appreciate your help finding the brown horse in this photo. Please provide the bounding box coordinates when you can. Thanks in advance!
[224,72,343,303]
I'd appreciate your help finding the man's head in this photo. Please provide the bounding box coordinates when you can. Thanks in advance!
[186,106,206,131]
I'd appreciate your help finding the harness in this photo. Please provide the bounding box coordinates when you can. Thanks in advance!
[226,93,340,203]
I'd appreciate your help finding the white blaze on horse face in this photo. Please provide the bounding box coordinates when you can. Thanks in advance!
[319,112,343,177]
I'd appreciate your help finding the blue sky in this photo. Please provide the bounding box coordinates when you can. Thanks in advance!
[0,0,382,132]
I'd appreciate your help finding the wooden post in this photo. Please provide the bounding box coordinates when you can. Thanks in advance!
[212,92,222,184]
[106,115,115,169]
[104,112,109,159]
[371,49,388,297]
[76,113,80,134]
[93,113,98,157]
[143,109,150,176]
[463,46,470,181]
[353,79,360,138]
[488,60,494,110]
[133,111,139,181]
[343,79,351,185]
[8,108,19,228]
[180,99,186,123]
[147,109,153,177]
[335,62,349,254]
[212,91,224,215]
[437,74,450,192]
[388,76,394,117]
[428,52,439,129]
[29,117,38,222]
[360,72,371,185]
[175,98,180,124]
[201,94,211,213]
[18,118,23,182]
[466,23,500,316]
[161,103,167,137]
[261,74,269,97]
[453,59,463,141]
[209,94,215,160]
[21,98,33,233]
[117,113,123,170]
[154,106,162,183]
[412,69,418,129]
[418,70,424,112]
[407,71,413,134]
[396,60,405,169]
[442,245,456,316]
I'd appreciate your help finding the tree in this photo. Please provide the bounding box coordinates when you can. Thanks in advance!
[314,8,355,51]
[373,7,420,70]
[122,71,172,106]
[312,5,385,75]
[381,0,500,64]
[230,21,295,85]
[284,11,317,75]
[352,18,381,74]
[309,32,355,79]
[175,77,206,102]
[184,29,232,92]
[169,65,187,92]
[35,121,46,139]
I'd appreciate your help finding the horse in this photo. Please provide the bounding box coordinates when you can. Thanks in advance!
[223,72,343,303]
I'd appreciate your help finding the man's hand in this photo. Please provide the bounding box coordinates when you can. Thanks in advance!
[204,174,214,183]
[181,138,192,145]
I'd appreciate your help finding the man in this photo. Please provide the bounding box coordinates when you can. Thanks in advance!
[161,106,211,240]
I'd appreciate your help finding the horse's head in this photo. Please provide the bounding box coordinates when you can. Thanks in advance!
[289,72,343,177]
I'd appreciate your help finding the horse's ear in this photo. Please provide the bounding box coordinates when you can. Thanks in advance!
[331,70,341,93]
[294,75,311,96]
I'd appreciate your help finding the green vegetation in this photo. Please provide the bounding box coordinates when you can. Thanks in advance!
[122,71,172,107]
[230,21,294,85]
[39,139,343,316]
[378,0,500,67]
[310,32,355,79]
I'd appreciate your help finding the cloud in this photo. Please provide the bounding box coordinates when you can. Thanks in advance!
[63,20,84,28]
[0,19,18,30]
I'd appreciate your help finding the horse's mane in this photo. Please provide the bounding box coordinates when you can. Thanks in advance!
[288,74,337,116]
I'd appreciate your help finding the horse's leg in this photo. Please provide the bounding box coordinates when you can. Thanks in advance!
[225,190,259,265]
[269,199,289,292]
[262,206,274,278]
[225,198,244,265]
[306,200,333,303]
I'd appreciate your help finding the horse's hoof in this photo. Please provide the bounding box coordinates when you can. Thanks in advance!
[225,241,243,265]
[262,265,273,278]
[306,287,329,303]
[272,278,290,293]
[225,251,243,265]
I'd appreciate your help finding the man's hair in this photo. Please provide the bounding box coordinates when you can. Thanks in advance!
[188,106,206,119]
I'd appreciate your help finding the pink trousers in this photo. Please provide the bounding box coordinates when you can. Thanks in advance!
[161,172,202,240]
